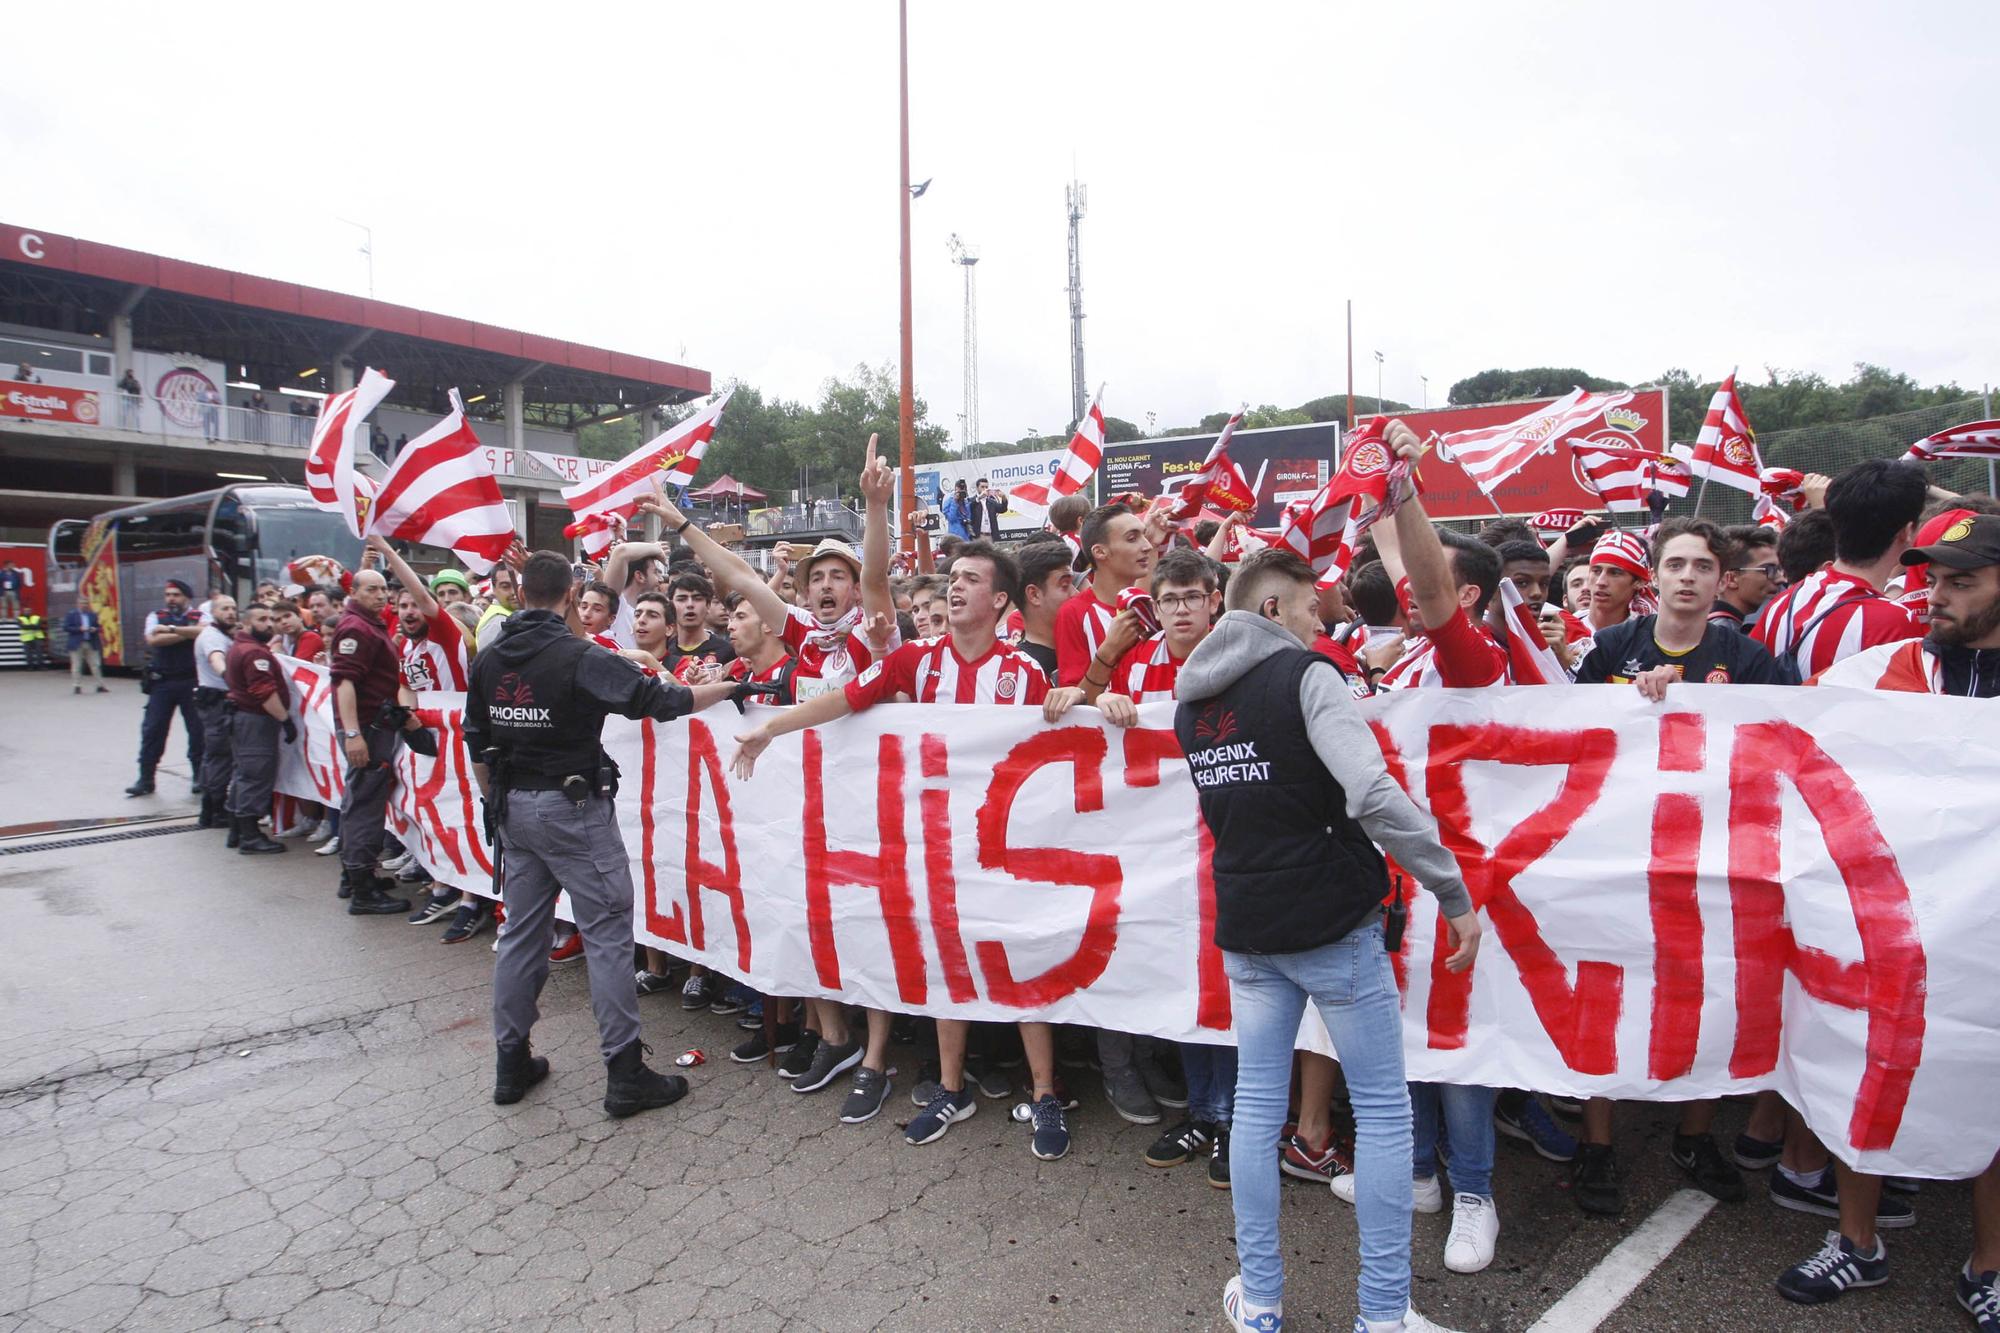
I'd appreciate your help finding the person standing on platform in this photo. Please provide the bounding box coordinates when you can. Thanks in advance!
[465,551,736,1116]
[192,595,239,830]
[127,578,204,797]
[222,601,292,855]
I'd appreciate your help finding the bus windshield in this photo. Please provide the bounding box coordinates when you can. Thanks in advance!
[246,504,364,586]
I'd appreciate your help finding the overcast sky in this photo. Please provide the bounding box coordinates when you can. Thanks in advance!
[7,3,1995,447]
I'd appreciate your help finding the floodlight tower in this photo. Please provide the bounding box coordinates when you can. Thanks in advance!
[1066,180,1087,427]
[947,233,981,457]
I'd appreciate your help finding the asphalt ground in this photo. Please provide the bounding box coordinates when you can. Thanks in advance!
[0,669,1981,1331]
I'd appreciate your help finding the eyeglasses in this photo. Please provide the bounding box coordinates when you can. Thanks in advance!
[1155,592,1210,610]
[1733,562,1783,579]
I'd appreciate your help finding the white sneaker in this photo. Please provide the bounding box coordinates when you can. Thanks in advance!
[381,851,414,874]
[307,821,335,843]
[314,835,342,856]
[1355,1309,1464,1333]
[1332,1172,1445,1214]
[1443,1192,1498,1273]
[1222,1275,1282,1332]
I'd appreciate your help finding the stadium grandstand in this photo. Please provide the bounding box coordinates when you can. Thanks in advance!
[0,220,711,548]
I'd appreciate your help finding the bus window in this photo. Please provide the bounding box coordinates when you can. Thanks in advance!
[48,519,87,569]
[247,506,362,587]
[116,508,208,561]
[211,494,255,590]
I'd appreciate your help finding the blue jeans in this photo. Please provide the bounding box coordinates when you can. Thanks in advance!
[1180,1041,1237,1124]
[1412,1082,1496,1197]
[1226,924,1411,1322]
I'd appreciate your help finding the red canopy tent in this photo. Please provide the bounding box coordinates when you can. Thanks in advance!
[688,474,768,501]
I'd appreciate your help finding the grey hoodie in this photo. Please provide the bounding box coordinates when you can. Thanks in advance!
[1179,611,1472,919]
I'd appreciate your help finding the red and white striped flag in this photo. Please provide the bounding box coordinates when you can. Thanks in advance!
[1435,388,1635,496]
[1009,386,1106,509]
[1569,441,1691,512]
[1904,419,2000,462]
[1688,373,1761,494]
[365,390,515,573]
[1272,417,1408,583]
[1752,466,1806,530]
[1488,576,1568,685]
[304,367,392,538]
[1165,411,1257,520]
[560,392,732,556]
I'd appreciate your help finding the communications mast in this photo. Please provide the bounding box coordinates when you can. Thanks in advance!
[1066,180,1087,427]
[946,233,980,457]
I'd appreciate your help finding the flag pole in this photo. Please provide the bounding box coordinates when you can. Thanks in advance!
[895,0,917,556]
[1345,299,1355,429]
[1690,365,1735,519]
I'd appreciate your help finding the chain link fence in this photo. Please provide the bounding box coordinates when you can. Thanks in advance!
[1685,395,1997,524]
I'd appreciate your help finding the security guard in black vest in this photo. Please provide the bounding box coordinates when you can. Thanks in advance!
[127,578,206,796]
[465,551,739,1116]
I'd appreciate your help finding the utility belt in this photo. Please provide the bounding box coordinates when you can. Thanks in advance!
[194,685,227,706]
[499,754,620,802]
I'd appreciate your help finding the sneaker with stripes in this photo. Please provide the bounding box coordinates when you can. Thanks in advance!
[1776,1231,1888,1304]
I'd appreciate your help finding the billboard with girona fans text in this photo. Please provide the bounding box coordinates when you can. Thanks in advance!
[1395,389,1671,520]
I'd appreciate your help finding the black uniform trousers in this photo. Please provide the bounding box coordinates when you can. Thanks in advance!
[137,676,203,779]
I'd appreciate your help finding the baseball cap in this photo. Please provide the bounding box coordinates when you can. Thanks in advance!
[1900,512,2000,571]
[429,568,473,595]
[798,537,862,580]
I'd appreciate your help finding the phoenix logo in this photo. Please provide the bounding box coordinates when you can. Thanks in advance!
[494,673,535,706]
[1194,707,1238,744]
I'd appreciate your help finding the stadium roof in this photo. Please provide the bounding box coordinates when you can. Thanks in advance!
[0,222,710,429]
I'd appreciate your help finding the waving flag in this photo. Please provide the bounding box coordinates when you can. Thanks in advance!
[1688,373,1761,495]
[1166,411,1257,520]
[1488,576,1568,685]
[304,367,393,538]
[1570,441,1692,513]
[1904,419,2000,463]
[1435,388,1635,496]
[561,392,732,556]
[365,390,515,572]
[1272,417,1411,583]
[1753,466,1806,530]
[1009,386,1107,509]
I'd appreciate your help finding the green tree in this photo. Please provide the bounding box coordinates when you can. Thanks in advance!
[1447,367,1629,406]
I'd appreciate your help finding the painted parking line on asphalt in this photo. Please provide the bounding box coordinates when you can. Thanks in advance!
[1526,1188,1719,1332]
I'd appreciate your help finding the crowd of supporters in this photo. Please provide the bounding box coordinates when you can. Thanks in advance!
[155,435,2000,1331]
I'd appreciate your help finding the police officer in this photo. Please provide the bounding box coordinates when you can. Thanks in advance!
[223,601,293,855]
[465,551,736,1116]
[328,568,423,914]
[192,594,239,831]
[19,609,47,669]
[127,578,205,797]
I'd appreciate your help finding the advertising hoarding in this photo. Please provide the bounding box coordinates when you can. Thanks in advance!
[903,448,1069,537]
[1101,423,1339,528]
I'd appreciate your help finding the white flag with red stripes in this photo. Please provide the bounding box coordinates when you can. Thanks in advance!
[1165,411,1257,521]
[365,390,515,572]
[1904,419,2000,462]
[560,393,732,556]
[1487,576,1568,685]
[1688,373,1761,494]
[304,367,392,538]
[1434,388,1635,496]
[1569,441,1691,512]
[1010,386,1106,509]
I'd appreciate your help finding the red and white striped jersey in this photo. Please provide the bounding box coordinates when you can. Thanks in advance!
[396,608,469,692]
[1107,635,1185,702]
[589,632,619,651]
[780,603,896,703]
[726,652,796,706]
[1378,608,1509,690]
[1811,639,1941,693]
[846,636,1051,709]
[1054,586,1117,686]
[1752,569,1920,677]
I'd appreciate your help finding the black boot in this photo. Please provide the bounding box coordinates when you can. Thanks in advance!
[237,817,286,855]
[494,1040,551,1105]
[336,866,352,898]
[226,813,243,848]
[124,772,155,797]
[346,871,411,917]
[603,1041,689,1118]
[196,795,217,829]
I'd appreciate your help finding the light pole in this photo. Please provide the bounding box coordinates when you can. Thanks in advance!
[1373,350,1384,413]
[1420,375,1429,410]
[335,217,373,297]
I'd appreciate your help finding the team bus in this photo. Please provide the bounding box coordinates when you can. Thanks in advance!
[46,485,362,668]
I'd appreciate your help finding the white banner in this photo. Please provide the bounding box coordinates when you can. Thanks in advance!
[269,659,2000,1178]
